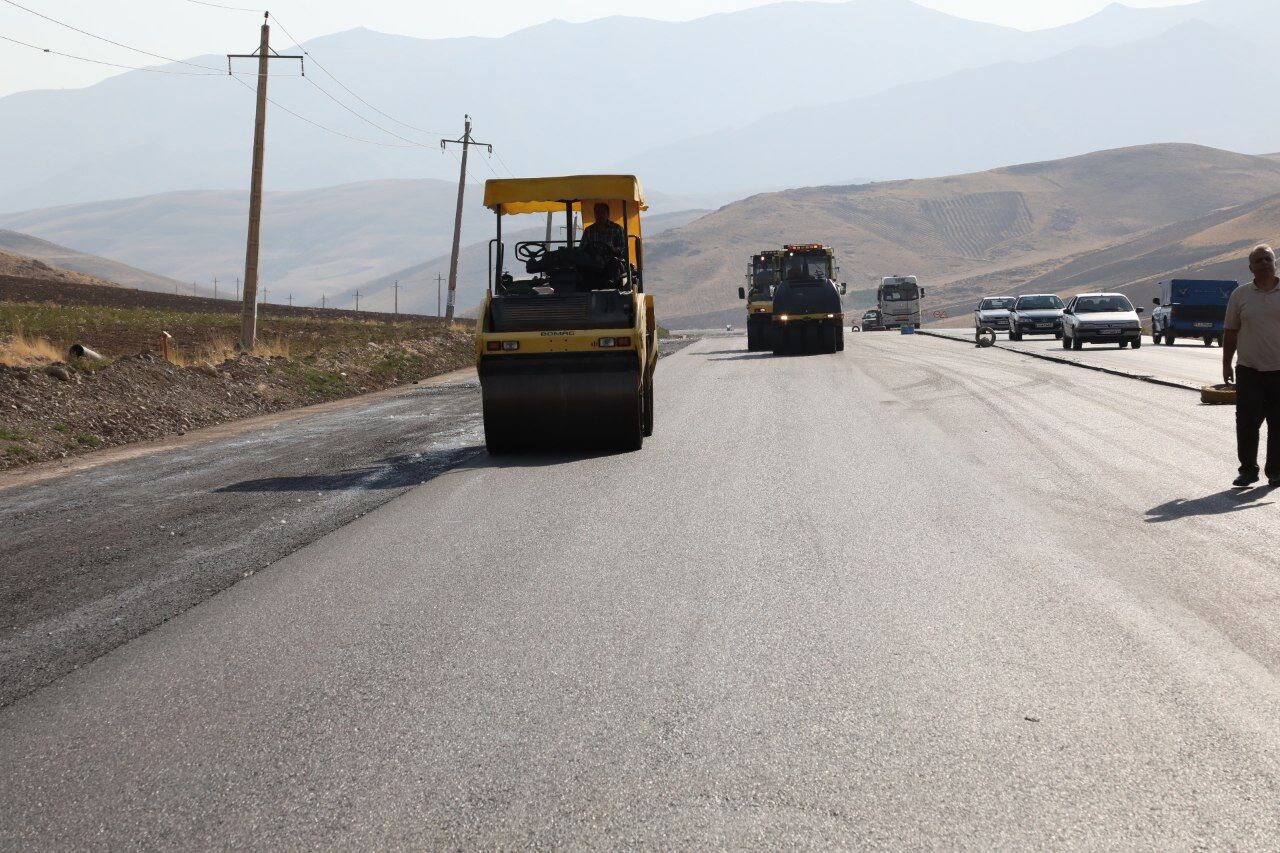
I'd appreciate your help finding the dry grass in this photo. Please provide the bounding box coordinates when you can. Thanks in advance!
[0,328,63,367]
[169,333,290,366]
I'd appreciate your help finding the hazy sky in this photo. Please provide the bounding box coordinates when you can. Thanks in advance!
[0,0,1198,97]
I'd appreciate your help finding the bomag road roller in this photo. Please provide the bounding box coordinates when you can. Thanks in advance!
[771,244,847,355]
[475,175,659,453]
[737,249,782,351]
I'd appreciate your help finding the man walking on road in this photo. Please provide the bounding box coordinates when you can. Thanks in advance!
[1224,244,1280,488]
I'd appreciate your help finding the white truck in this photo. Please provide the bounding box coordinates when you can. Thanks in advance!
[878,275,923,329]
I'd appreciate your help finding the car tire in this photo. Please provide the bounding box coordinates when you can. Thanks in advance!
[1132,338,1142,349]
[1204,336,1213,346]
[1054,332,1064,340]
[1163,332,1175,345]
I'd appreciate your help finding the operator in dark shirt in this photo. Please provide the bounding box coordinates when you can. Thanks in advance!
[579,203,627,256]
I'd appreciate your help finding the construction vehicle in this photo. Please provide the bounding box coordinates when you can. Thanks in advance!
[737,249,782,351]
[475,175,658,452]
[771,244,846,355]
[878,275,924,329]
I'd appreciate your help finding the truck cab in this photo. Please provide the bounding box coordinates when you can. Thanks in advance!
[1151,279,1238,346]
[771,244,846,355]
[738,250,781,351]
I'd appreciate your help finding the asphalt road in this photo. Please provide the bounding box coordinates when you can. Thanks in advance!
[4,333,1280,848]
[929,327,1224,389]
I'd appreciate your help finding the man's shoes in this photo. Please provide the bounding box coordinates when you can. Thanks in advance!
[1233,473,1260,488]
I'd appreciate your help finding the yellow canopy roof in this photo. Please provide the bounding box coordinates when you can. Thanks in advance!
[483,175,646,215]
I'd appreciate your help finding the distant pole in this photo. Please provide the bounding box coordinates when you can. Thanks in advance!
[229,14,302,350]
[261,284,267,304]
[355,290,360,312]
[236,276,241,301]
[288,293,293,307]
[436,273,443,317]
[393,279,399,316]
[214,277,218,300]
[440,115,492,323]
[321,293,326,309]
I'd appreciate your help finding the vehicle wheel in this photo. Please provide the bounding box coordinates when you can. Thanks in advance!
[827,325,840,353]
[1133,338,1142,349]
[836,328,845,352]
[746,324,757,351]
[1055,332,1064,340]
[642,376,654,437]
[1061,334,1072,350]
[1163,332,1175,345]
[1152,328,1161,344]
[619,390,644,451]
[1204,336,1213,346]
[1072,336,1083,351]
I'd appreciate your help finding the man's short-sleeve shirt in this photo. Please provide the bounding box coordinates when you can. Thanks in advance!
[1226,281,1280,371]
[580,219,627,255]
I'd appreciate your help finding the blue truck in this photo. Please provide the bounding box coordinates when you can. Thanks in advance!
[1150,279,1238,346]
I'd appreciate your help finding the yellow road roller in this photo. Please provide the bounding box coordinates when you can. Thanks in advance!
[475,175,659,452]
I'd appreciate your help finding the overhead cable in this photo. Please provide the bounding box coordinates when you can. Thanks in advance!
[230,75,424,148]
[0,32,222,74]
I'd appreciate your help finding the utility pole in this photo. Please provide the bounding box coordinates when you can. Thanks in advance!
[236,276,241,301]
[321,293,326,309]
[228,14,302,350]
[440,115,492,323]
[355,290,360,312]
[214,277,219,300]
[436,273,443,317]
[393,279,399,316]
[288,293,293,307]
[261,284,268,304]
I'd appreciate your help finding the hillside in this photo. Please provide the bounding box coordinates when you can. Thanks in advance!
[645,144,1280,325]
[0,250,117,289]
[0,230,183,292]
[624,21,1276,192]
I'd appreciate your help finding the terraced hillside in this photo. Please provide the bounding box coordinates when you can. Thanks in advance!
[647,144,1280,326]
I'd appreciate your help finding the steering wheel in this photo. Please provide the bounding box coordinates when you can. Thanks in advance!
[515,242,547,262]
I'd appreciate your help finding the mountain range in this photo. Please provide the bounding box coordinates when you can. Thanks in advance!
[2,0,1277,212]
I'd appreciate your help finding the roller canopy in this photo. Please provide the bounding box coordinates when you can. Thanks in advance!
[484,175,646,215]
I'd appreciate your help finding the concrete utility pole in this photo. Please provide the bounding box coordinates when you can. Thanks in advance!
[214,277,218,300]
[228,14,302,350]
[436,273,443,317]
[393,279,399,316]
[440,115,492,323]
[236,276,241,301]
[321,294,326,309]
[287,293,293,307]
[355,290,360,312]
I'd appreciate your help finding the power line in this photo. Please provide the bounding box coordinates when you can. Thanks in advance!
[0,32,222,75]
[492,150,518,178]
[267,12,449,137]
[2,0,226,72]
[301,76,431,147]
[229,75,425,148]
[184,0,263,12]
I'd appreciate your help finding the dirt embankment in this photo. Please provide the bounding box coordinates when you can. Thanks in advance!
[0,335,474,470]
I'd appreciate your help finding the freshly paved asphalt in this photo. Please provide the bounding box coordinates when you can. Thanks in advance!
[4,333,1280,848]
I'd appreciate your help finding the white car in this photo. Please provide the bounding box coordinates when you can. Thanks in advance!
[974,296,1015,331]
[1061,293,1145,350]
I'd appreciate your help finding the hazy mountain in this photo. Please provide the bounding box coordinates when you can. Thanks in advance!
[0,229,182,291]
[0,0,1220,213]
[623,21,1275,192]
[643,144,1280,325]
[0,180,495,301]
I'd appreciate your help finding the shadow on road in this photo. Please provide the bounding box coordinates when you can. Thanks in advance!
[708,352,773,361]
[699,348,749,356]
[216,446,485,493]
[1144,488,1274,522]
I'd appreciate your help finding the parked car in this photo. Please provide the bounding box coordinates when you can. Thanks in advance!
[1151,279,1238,346]
[859,308,885,331]
[973,296,1015,332]
[1061,293,1144,349]
[1007,294,1065,340]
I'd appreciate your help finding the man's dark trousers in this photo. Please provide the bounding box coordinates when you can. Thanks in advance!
[1235,365,1280,477]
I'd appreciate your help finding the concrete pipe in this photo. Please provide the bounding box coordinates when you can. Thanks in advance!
[68,343,103,360]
